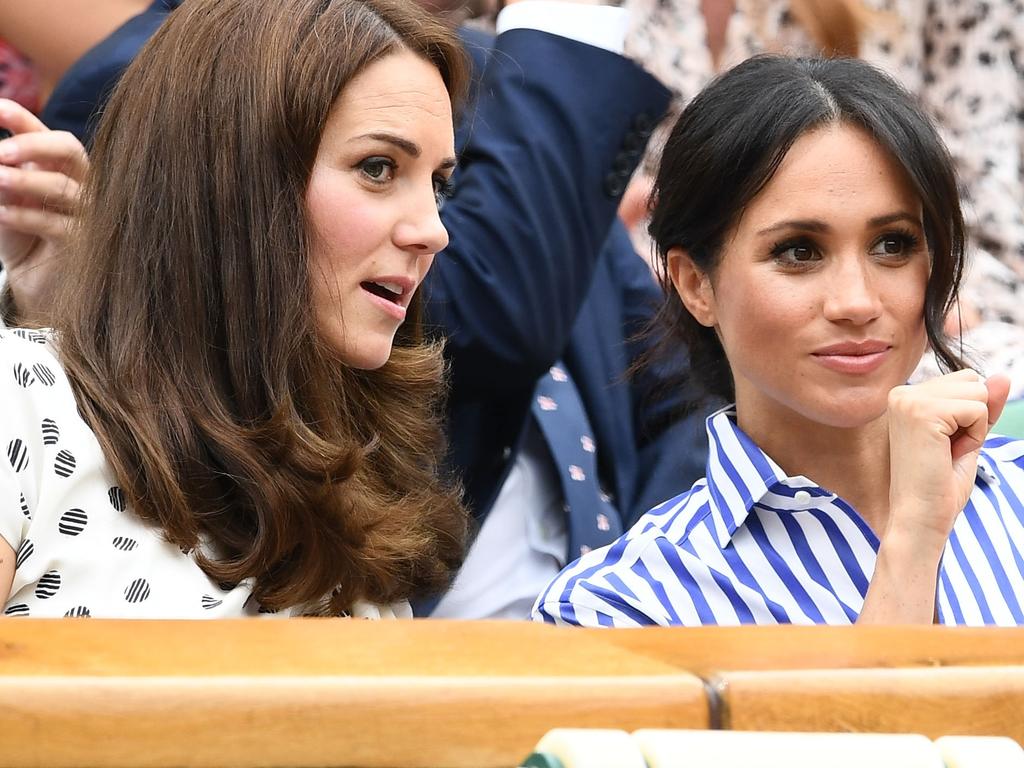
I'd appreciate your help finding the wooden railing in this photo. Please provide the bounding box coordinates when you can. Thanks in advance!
[0,620,1021,767]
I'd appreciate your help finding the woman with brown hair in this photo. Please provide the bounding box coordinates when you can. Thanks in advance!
[0,0,468,618]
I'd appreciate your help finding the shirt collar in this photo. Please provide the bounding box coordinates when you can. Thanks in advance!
[704,405,795,547]
[703,404,1004,548]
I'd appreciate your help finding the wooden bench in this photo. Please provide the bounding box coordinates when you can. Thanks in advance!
[0,619,707,768]
[712,666,1024,742]
[589,626,1024,742]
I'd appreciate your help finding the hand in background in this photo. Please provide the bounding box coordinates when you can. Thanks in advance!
[0,99,88,325]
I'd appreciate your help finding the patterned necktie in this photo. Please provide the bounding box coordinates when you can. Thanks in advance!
[531,363,623,561]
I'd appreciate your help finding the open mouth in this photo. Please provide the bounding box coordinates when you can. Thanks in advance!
[361,280,404,305]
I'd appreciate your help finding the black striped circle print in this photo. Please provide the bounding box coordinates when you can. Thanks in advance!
[19,493,30,519]
[112,536,138,551]
[15,539,33,568]
[3,604,29,616]
[31,363,56,386]
[64,606,91,618]
[12,363,35,387]
[41,418,59,445]
[7,439,28,472]
[124,578,151,603]
[108,486,127,512]
[54,449,76,477]
[58,508,88,536]
[201,595,223,610]
[34,570,62,599]
[12,329,47,344]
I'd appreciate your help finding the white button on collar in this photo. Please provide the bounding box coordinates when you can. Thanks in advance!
[793,490,812,506]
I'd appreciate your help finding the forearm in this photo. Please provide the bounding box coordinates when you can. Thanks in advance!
[858,519,948,624]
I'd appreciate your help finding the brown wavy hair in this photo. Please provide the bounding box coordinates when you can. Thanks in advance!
[53,0,470,614]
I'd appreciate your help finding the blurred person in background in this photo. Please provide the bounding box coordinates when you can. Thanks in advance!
[0,2,150,111]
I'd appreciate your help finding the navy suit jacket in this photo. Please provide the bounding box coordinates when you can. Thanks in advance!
[432,28,708,538]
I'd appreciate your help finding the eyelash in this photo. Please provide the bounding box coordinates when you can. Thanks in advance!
[356,156,454,210]
[770,228,923,269]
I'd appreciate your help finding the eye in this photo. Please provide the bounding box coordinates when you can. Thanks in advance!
[433,175,454,210]
[771,238,821,267]
[358,157,395,184]
[868,231,920,260]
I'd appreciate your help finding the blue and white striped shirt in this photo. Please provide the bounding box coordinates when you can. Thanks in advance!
[533,406,1024,627]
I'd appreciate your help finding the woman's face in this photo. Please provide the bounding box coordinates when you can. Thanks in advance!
[670,123,931,429]
[306,49,455,369]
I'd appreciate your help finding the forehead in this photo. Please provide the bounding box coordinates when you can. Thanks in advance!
[329,49,453,135]
[743,123,922,224]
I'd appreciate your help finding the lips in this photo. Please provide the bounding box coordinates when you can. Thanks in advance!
[359,275,416,321]
[811,339,892,375]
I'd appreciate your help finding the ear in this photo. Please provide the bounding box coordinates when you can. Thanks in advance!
[667,246,716,327]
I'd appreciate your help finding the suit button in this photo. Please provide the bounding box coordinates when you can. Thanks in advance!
[604,171,626,198]
[633,112,655,135]
[502,446,512,460]
[613,152,633,174]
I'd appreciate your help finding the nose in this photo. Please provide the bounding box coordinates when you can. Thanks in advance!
[822,253,883,325]
[392,185,449,255]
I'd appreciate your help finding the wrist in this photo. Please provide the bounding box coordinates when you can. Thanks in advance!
[876,526,946,574]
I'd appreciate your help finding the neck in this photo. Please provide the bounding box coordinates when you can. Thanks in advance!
[735,401,892,535]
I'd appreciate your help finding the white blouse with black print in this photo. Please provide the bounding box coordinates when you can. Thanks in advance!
[0,328,410,620]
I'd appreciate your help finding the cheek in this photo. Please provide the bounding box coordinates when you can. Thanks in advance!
[714,273,814,355]
[306,174,390,281]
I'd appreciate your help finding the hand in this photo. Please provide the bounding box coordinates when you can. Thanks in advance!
[886,369,1010,547]
[0,99,89,325]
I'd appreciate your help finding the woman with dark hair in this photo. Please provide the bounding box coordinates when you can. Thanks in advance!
[622,0,1024,398]
[535,56,1024,627]
[0,0,468,618]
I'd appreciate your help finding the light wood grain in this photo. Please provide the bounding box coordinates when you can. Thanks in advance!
[588,626,1024,676]
[0,620,708,768]
[715,666,1024,743]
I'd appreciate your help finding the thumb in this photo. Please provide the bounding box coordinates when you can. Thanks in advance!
[986,374,1011,429]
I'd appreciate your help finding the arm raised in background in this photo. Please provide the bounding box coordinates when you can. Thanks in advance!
[0,1,150,99]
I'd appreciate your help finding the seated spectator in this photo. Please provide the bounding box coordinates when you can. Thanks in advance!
[535,56,1024,627]
[0,0,467,619]
[0,1,150,108]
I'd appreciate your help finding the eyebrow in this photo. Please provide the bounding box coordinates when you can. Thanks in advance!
[756,211,923,236]
[354,132,457,170]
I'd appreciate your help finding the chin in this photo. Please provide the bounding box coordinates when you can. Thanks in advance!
[340,346,394,370]
[803,389,891,430]
[324,330,396,370]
